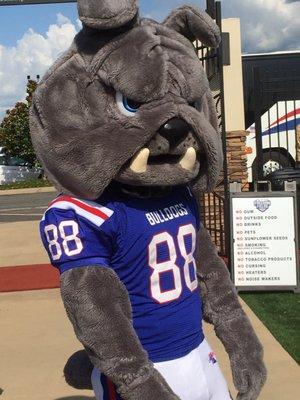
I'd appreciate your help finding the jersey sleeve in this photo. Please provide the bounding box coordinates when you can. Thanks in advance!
[40,196,117,274]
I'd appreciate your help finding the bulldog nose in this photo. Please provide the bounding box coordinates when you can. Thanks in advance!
[159,118,190,148]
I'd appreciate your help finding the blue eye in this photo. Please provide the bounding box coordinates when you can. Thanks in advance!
[116,91,142,117]
[123,97,141,112]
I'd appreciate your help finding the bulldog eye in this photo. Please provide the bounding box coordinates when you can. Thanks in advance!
[116,91,142,116]
[189,101,197,108]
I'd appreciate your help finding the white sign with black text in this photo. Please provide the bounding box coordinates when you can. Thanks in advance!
[232,196,298,287]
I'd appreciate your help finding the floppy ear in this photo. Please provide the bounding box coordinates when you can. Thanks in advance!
[163,6,221,48]
[78,0,138,30]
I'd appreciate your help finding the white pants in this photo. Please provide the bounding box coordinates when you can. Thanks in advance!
[91,339,231,400]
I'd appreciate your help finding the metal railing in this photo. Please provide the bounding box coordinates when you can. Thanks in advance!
[200,191,225,255]
[195,0,229,256]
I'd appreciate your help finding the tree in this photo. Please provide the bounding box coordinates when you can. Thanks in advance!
[0,80,38,165]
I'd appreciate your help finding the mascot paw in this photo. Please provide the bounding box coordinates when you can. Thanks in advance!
[215,313,267,400]
[233,359,267,400]
[64,350,94,390]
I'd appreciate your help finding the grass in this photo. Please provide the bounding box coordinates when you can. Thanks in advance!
[0,178,53,190]
[240,292,300,364]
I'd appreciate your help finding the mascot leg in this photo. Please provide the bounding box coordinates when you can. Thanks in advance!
[154,340,231,400]
[196,340,231,400]
[91,368,122,400]
[92,339,231,400]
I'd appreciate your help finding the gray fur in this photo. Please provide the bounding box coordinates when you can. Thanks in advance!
[30,8,222,199]
[196,225,267,399]
[117,90,223,191]
[78,0,138,30]
[61,266,179,399]
[164,6,221,47]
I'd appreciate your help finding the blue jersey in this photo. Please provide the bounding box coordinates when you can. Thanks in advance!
[40,186,204,362]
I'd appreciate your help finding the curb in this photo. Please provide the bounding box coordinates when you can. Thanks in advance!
[0,264,59,293]
[0,187,57,196]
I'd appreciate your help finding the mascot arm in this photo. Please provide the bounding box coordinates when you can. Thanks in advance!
[196,224,267,400]
[61,265,179,400]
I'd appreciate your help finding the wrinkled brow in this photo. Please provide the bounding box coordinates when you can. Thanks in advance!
[89,24,209,103]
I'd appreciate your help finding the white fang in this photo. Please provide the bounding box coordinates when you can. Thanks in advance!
[180,147,197,171]
[130,148,150,173]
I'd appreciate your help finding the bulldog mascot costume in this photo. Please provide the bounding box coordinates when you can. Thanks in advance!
[30,1,266,399]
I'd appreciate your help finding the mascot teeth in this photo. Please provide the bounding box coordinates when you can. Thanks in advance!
[180,147,197,171]
[130,148,150,173]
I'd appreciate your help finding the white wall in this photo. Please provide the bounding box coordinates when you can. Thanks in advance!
[222,18,245,132]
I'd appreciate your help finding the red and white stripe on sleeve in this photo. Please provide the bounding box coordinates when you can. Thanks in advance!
[42,195,114,227]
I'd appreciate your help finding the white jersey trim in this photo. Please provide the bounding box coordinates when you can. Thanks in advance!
[42,196,114,227]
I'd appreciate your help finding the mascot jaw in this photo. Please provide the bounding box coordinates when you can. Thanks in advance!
[129,147,198,174]
[116,144,206,187]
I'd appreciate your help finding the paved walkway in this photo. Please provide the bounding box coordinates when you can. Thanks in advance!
[0,221,49,267]
[0,289,94,400]
[0,289,299,400]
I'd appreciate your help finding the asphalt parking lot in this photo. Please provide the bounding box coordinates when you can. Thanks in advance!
[0,191,57,223]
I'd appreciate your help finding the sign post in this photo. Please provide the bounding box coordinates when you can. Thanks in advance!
[230,182,300,292]
[0,0,76,6]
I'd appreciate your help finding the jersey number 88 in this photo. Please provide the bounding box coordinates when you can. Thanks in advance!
[148,224,197,304]
[44,221,83,261]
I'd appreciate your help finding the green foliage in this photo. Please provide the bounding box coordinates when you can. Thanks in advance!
[0,80,38,165]
[241,292,300,364]
[0,178,52,190]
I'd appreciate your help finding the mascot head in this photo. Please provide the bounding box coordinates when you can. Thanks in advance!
[30,0,223,200]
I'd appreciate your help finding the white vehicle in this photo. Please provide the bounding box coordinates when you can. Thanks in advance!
[0,147,42,185]
[246,100,300,181]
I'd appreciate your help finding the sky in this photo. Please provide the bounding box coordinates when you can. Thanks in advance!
[0,0,300,118]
